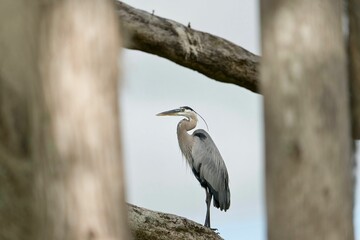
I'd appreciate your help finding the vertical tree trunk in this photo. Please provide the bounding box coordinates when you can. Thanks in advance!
[0,1,39,239]
[33,0,129,239]
[260,1,354,239]
[348,0,360,139]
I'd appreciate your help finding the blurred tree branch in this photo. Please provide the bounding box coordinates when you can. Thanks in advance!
[116,1,260,93]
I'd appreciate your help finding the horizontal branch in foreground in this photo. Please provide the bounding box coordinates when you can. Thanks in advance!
[116,1,260,93]
[128,204,223,240]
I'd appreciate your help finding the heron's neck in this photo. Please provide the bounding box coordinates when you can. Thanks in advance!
[177,118,197,161]
[178,117,197,132]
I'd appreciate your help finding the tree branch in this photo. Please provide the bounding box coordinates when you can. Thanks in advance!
[115,1,260,93]
[128,204,223,240]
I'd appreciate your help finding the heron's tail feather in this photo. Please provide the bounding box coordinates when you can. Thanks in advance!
[209,184,230,211]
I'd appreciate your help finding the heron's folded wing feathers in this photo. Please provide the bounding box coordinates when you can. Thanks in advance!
[192,130,230,211]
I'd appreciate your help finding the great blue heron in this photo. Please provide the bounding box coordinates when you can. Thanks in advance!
[156,106,230,228]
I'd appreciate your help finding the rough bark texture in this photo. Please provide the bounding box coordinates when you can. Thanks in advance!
[261,1,354,240]
[128,204,222,240]
[33,0,130,239]
[348,0,360,139]
[116,1,260,93]
[0,1,38,239]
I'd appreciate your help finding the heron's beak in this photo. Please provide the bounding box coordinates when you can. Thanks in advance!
[156,108,181,116]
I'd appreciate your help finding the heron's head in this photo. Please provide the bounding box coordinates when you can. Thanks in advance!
[156,106,209,130]
[156,106,196,120]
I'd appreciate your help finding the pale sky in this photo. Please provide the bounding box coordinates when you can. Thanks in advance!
[119,1,360,239]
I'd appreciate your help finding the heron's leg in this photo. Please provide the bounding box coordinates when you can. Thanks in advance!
[204,188,212,228]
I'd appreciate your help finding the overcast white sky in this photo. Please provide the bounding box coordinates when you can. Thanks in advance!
[119,1,360,239]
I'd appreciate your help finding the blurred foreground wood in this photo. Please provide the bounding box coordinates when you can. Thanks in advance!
[34,0,129,239]
[0,0,130,239]
[348,0,360,139]
[0,1,39,239]
[261,0,354,239]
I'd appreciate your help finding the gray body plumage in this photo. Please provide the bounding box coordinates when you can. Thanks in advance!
[158,106,230,228]
[190,129,230,211]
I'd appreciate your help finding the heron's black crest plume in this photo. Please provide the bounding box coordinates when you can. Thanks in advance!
[180,106,209,131]
[180,106,194,111]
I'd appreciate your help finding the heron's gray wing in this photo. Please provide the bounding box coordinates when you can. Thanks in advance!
[191,129,230,211]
